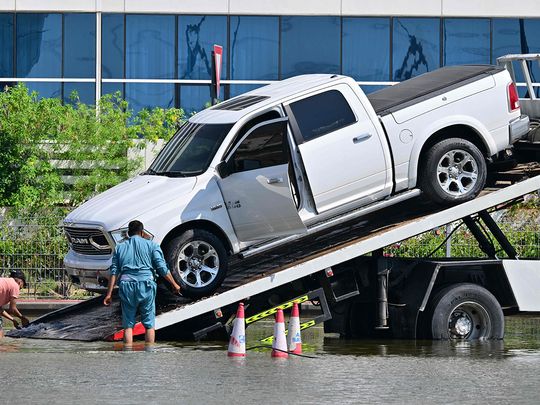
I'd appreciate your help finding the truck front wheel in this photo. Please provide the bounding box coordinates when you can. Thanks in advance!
[428,283,504,340]
[420,138,486,204]
[165,229,228,299]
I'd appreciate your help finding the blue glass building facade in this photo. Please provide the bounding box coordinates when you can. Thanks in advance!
[1,13,540,113]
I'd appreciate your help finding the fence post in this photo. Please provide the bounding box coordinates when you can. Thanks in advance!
[445,223,453,258]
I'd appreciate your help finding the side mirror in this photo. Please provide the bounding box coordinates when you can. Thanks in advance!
[216,161,231,179]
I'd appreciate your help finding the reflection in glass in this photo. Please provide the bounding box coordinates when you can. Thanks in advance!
[126,15,175,79]
[493,19,540,96]
[17,14,62,78]
[281,16,340,78]
[444,19,490,66]
[64,83,95,105]
[180,85,213,114]
[0,14,14,77]
[125,83,174,115]
[230,16,278,80]
[25,82,61,99]
[179,15,227,80]
[343,18,390,81]
[101,82,124,98]
[64,14,96,78]
[393,18,440,81]
[102,13,124,79]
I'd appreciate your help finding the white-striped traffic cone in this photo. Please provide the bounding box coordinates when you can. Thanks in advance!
[227,302,246,357]
[271,308,288,358]
[287,302,302,354]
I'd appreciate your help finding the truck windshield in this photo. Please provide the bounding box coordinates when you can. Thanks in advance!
[147,122,233,176]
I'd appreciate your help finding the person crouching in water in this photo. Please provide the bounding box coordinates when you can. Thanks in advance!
[0,270,30,338]
[103,220,181,346]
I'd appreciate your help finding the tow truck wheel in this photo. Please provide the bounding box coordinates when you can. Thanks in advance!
[165,229,228,299]
[428,283,504,340]
[420,138,486,205]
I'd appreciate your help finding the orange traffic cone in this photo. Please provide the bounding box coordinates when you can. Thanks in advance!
[287,302,302,354]
[271,308,288,358]
[228,302,246,357]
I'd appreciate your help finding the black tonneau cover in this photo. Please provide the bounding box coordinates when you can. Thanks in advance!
[367,65,504,116]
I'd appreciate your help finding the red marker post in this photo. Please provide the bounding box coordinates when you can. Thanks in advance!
[211,44,223,105]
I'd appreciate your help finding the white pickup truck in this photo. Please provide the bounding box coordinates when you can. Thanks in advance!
[63,65,530,297]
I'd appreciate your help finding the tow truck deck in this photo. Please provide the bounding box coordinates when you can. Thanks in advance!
[8,162,540,341]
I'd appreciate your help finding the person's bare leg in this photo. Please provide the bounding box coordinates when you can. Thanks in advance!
[145,328,155,345]
[124,328,133,346]
[0,329,4,339]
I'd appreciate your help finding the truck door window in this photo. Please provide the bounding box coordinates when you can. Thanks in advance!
[289,89,356,142]
[230,120,288,173]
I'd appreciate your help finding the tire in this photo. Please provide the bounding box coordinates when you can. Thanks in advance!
[419,138,487,205]
[165,229,228,299]
[427,283,504,340]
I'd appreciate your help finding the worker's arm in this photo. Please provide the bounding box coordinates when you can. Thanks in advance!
[8,298,29,326]
[2,307,20,329]
[152,246,181,295]
[103,274,117,306]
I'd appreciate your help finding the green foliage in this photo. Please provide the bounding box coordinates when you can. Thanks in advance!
[0,84,185,213]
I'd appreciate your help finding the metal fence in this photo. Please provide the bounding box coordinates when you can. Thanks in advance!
[0,199,539,299]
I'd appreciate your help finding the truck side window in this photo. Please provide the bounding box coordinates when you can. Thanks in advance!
[289,90,356,142]
[230,121,288,173]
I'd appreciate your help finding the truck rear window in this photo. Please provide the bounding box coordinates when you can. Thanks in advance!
[289,90,356,142]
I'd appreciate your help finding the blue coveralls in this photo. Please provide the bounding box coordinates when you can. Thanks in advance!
[109,235,170,329]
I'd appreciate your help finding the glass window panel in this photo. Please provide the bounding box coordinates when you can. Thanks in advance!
[102,14,124,79]
[126,15,175,79]
[493,19,540,96]
[17,14,62,78]
[393,18,440,81]
[64,13,96,78]
[230,16,278,80]
[0,14,14,77]
[125,83,174,116]
[229,84,265,98]
[25,82,61,99]
[443,19,490,66]
[180,85,213,114]
[178,15,228,80]
[289,90,356,142]
[64,82,95,105]
[101,82,124,98]
[281,16,340,79]
[343,18,390,81]
[231,121,287,173]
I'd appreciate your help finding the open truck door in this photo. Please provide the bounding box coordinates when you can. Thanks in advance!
[217,117,306,242]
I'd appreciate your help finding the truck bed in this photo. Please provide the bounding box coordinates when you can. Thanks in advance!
[367,65,504,116]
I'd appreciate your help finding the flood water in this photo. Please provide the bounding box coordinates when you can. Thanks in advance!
[1,317,540,404]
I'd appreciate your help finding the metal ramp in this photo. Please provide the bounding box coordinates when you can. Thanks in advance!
[8,170,540,341]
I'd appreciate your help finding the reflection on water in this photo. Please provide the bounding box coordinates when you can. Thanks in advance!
[1,317,539,404]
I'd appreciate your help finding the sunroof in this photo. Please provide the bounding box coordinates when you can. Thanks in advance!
[212,95,269,111]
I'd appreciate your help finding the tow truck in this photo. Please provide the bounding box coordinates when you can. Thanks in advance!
[8,55,540,342]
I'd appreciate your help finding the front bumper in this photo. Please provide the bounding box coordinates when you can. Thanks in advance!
[64,249,112,292]
[509,115,530,143]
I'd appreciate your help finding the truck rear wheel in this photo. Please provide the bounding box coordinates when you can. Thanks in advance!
[165,229,228,299]
[420,138,486,204]
[428,283,504,340]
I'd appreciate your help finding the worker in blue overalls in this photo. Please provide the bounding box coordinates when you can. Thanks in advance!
[103,220,181,346]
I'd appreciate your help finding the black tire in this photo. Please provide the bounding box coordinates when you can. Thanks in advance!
[165,229,228,299]
[427,283,504,340]
[419,138,486,205]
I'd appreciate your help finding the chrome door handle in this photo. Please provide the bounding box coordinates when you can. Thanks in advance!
[266,177,284,184]
[353,133,372,143]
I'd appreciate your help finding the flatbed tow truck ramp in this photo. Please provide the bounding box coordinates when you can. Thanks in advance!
[8,165,540,341]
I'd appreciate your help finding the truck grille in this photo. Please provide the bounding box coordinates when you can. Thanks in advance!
[64,227,112,255]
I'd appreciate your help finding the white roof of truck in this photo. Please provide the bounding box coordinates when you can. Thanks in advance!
[190,74,344,124]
